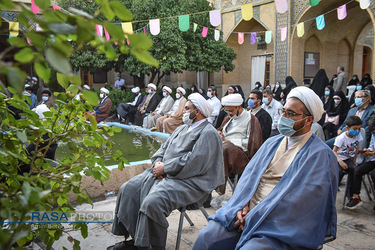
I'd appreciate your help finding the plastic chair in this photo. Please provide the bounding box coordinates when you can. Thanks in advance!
[346,85,356,100]
[175,195,210,250]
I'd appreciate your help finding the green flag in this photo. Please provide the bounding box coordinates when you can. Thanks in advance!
[179,15,189,32]
[309,0,320,6]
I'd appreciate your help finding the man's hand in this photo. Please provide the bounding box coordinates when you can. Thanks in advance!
[218,131,229,142]
[337,129,342,135]
[141,110,145,114]
[234,203,250,232]
[153,162,165,179]
[152,111,157,115]
[339,160,348,170]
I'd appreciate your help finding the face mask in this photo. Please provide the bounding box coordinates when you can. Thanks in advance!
[349,129,360,137]
[182,110,196,125]
[356,86,362,91]
[163,92,167,97]
[277,116,308,137]
[276,85,280,88]
[99,93,104,99]
[247,99,256,108]
[176,93,181,99]
[207,91,212,98]
[148,89,153,94]
[262,97,270,105]
[117,77,120,80]
[324,91,330,96]
[191,88,194,92]
[353,77,357,80]
[42,96,48,101]
[334,99,341,105]
[355,97,364,107]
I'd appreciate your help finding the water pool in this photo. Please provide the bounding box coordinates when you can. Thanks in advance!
[55,129,167,166]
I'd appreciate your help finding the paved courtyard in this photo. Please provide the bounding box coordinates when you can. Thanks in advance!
[40,180,375,250]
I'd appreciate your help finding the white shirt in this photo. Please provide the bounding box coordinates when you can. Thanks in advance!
[114,78,125,89]
[155,95,173,115]
[187,118,207,132]
[168,98,182,115]
[262,99,283,130]
[207,96,221,123]
[334,132,363,160]
[129,93,141,106]
[223,110,251,152]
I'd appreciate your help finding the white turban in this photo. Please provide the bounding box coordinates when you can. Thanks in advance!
[25,84,31,88]
[100,87,109,94]
[83,85,90,90]
[221,93,243,106]
[286,86,324,122]
[177,87,186,95]
[163,86,172,94]
[188,93,213,118]
[148,83,156,91]
[132,87,140,93]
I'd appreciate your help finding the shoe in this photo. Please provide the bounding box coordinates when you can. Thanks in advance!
[345,196,363,209]
[107,240,136,250]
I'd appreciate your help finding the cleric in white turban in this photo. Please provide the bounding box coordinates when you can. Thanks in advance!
[187,93,213,118]
[221,93,244,107]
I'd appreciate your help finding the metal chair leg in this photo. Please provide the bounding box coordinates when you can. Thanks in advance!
[184,213,194,226]
[343,181,349,209]
[176,207,186,250]
[367,174,375,199]
[362,176,372,201]
[199,207,209,221]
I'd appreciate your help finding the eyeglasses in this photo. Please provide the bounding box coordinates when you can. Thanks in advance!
[355,96,366,99]
[278,109,309,118]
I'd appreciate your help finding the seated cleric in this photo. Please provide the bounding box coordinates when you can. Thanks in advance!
[193,86,339,250]
[109,93,225,250]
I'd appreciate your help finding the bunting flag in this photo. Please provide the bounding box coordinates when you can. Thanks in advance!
[104,28,110,41]
[143,27,146,34]
[193,23,198,32]
[121,22,133,34]
[52,4,61,11]
[9,22,19,37]
[316,14,325,30]
[241,3,253,21]
[96,25,103,37]
[275,0,288,14]
[127,38,130,45]
[265,31,272,44]
[309,0,320,7]
[179,15,189,32]
[250,32,256,44]
[27,37,32,45]
[209,10,221,27]
[280,27,287,41]
[149,19,160,35]
[31,0,39,14]
[297,22,304,37]
[35,23,42,32]
[202,27,208,37]
[337,4,347,20]
[238,32,244,44]
[214,30,220,41]
[360,0,371,9]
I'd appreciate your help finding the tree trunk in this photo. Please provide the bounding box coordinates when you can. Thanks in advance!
[156,72,166,87]
[133,74,145,88]
[150,70,158,84]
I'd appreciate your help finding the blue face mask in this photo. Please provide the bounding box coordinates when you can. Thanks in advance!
[117,77,120,80]
[248,99,256,108]
[162,92,167,97]
[356,86,362,91]
[355,97,364,107]
[324,91,330,96]
[42,96,48,101]
[262,97,270,105]
[349,129,360,137]
[277,116,308,137]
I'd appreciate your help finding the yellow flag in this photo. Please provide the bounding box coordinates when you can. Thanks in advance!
[297,22,304,37]
[9,22,19,37]
[241,3,253,21]
[121,22,133,34]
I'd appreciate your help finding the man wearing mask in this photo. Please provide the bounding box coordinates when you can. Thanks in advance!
[114,74,125,90]
[248,90,272,142]
[109,93,224,250]
[90,87,112,122]
[262,89,283,136]
[134,83,162,126]
[206,85,221,124]
[194,87,339,250]
[111,87,143,123]
[216,94,262,194]
[143,86,174,129]
[37,90,55,109]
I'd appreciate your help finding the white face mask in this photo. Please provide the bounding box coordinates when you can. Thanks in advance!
[163,92,167,97]
[334,99,341,105]
[148,89,153,94]
[100,93,104,99]
[207,91,212,98]
[182,110,197,125]
[276,85,280,88]
[176,93,181,99]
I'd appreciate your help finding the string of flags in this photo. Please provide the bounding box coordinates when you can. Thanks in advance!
[7,0,373,46]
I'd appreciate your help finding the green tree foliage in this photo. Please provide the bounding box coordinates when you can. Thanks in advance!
[0,0,157,248]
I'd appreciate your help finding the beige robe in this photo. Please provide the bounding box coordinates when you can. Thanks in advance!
[156,97,187,134]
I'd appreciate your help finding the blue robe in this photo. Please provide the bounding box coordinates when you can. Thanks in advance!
[210,134,339,249]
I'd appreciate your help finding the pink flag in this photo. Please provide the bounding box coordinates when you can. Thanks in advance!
[27,37,32,45]
[52,4,61,11]
[149,19,160,36]
[275,0,288,14]
[127,38,130,45]
[104,28,110,41]
[337,4,347,20]
[31,0,39,14]
[202,27,208,38]
[143,27,146,34]
[209,10,221,27]
[238,33,244,44]
[251,32,256,44]
[280,27,287,41]
[96,25,103,37]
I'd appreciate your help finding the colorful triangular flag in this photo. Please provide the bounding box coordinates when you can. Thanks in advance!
[238,33,244,44]
[96,25,103,37]
[265,31,272,44]
[179,15,189,32]
[251,32,256,44]
[337,4,347,20]
[309,0,320,7]
[193,23,198,32]
[121,22,133,34]
[297,22,304,37]
[210,10,221,27]
[214,30,220,41]
[31,0,39,14]
[52,4,61,11]
[241,3,253,21]
[202,27,208,38]
[280,27,287,41]
[275,0,288,14]
[316,14,325,30]
[9,22,19,37]
[149,19,160,36]
[360,0,371,9]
